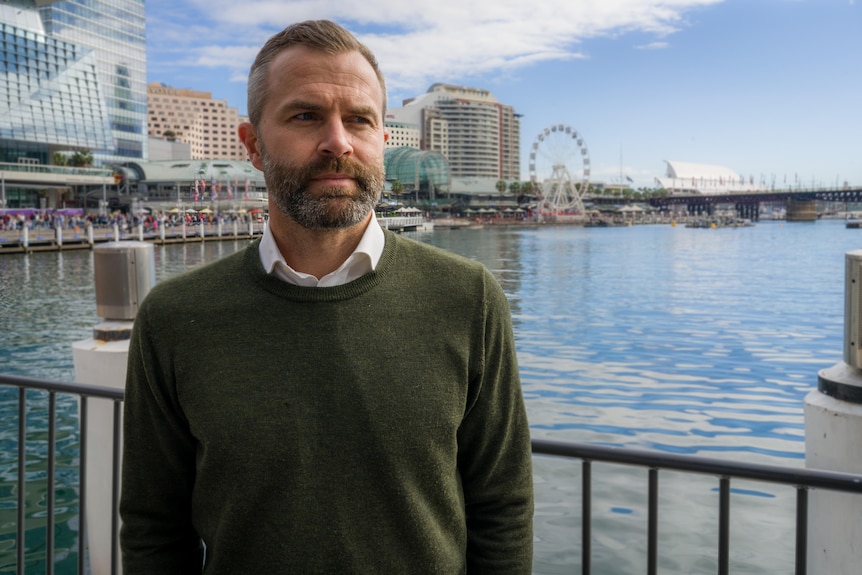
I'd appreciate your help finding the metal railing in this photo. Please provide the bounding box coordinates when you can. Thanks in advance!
[5,372,862,575]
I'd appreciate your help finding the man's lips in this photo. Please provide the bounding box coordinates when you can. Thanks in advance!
[311,173,355,187]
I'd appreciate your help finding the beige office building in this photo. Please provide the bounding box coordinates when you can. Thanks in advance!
[387,84,520,181]
[147,82,247,161]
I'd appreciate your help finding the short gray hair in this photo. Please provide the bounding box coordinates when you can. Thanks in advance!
[246,20,387,128]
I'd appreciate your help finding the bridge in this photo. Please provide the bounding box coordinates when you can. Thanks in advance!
[641,185,862,221]
[647,186,862,207]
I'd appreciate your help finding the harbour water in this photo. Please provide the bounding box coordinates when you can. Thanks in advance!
[0,219,858,573]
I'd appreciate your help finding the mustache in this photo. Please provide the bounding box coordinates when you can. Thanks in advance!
[305,157,367,179]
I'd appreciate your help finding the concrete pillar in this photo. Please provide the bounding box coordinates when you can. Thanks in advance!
[786,198,817,222]
[72,241,154,575]
[805,249,862,574]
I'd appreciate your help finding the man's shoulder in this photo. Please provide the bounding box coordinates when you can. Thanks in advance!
[143,242,256,308]
[387,231,484,273]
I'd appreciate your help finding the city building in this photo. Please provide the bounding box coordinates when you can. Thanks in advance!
[147,82,249,161]
[0,0,145,209]
[113,159,266,212]
[386,83,521,181]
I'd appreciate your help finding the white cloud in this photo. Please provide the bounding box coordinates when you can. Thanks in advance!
[636,41,670,50]
[148,0,722,97]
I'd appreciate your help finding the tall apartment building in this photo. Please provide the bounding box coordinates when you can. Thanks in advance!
[147,82,248,161]
[387,83,520,180]
[1,0,147,166]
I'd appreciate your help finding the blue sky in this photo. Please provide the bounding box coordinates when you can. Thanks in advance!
[145,0,860,190]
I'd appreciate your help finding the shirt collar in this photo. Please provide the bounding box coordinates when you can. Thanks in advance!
[259,216,385,287]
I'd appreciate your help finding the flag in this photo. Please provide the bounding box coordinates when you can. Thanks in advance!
[625,175,634,183]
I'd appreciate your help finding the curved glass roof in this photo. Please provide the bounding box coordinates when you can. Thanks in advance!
[384,147,450,190]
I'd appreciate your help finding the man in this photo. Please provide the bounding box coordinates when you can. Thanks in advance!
[120,19,533,574]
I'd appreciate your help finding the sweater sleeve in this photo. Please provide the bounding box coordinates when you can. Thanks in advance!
[458,268,534,574]
[120,295,204,573]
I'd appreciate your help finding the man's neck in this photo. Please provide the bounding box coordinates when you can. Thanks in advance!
[268,208,373,280]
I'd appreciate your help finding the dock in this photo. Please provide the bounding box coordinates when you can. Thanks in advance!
[0,221,265,254]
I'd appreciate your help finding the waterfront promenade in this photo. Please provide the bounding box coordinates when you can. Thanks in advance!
[0,220,265,254]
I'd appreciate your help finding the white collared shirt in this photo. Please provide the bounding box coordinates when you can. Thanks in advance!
[259,216,385,287]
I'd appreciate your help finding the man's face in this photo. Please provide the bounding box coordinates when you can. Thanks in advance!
[241,46,388,230]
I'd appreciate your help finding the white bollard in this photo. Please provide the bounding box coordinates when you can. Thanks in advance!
[87,224,94,246]
[199,220,204,239]
[805,249,862,574]
[72,241,155,575]
[56,225,63,247]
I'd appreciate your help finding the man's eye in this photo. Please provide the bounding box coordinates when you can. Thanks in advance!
[295,112,316,121]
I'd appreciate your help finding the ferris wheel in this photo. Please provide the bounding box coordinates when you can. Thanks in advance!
[528,124,591,216]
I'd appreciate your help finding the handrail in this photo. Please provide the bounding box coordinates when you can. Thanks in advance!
[531,438,862,493]
[5,373,862,575]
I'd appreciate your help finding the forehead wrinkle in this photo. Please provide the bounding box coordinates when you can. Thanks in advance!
[266,48,384,117]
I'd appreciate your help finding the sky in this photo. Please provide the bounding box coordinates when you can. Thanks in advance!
[145,0,861,190]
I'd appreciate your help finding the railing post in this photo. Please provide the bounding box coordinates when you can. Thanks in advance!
[718,476,730,575]
[17,389,25,575]
[582,459,591,575]
[647,468,658,575]
[796,487,808,575]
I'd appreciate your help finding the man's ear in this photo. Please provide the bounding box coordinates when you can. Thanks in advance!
[238,122,264,171]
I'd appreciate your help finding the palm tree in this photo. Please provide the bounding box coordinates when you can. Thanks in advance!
[391,180,404,197]
[68,149,94,167]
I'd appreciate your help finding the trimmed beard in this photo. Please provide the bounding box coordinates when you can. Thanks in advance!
[260,146,384,230]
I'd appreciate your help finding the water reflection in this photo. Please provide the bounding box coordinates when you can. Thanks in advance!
[0,222,858,572]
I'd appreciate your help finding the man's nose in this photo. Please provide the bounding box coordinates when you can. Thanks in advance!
[317,119,353,158]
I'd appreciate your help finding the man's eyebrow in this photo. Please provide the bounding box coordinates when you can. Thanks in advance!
[348,105,380,120]
[281,100,323,111]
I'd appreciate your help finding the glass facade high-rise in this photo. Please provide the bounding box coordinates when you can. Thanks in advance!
[39,0,147,164]
[0,0,146,167]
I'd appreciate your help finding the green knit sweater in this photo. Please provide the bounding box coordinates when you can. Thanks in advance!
[120,231,534,574]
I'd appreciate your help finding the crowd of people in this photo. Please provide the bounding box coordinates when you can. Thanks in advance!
[0,208,264,233]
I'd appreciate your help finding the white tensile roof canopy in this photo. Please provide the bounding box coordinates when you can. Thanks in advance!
[657,161,761,194]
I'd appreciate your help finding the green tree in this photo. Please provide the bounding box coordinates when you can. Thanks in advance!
[53,152,67,166]
[68,149,94,167]
[163,130,177,141]
[390,180,404,196]
[495,180,507,194]
[508,181,520,195]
